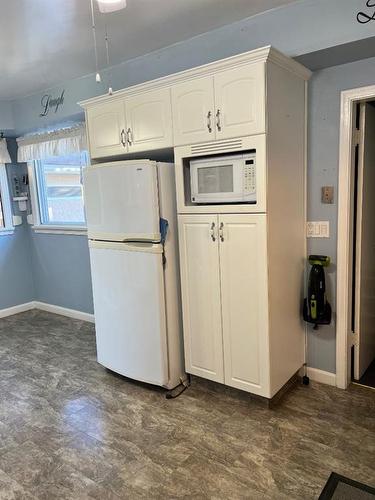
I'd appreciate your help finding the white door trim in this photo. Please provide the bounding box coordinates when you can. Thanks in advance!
[336,84,375,389]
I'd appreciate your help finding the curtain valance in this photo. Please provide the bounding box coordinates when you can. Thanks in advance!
[0,138,11,164]
[17,124,87,162]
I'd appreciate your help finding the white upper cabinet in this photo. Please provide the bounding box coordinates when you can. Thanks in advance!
[81,47,310,157]
[214,63,266,139]
[86,101,127,159]
[171,76,215,146]
[171,63,265,146]
[219,214,268,395]
[125,88,173,152]
[178,214,224,383]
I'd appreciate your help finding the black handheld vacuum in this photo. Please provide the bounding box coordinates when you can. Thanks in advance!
[303,255,332,330]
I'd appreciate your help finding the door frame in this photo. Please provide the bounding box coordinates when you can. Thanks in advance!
[336,84,375,389]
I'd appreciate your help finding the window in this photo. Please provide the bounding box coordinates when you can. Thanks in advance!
[33,152,88,230]
[0,165,13,235]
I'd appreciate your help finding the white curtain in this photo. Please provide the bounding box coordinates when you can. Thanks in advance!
[0,138,11,164]
[17,124,87,162]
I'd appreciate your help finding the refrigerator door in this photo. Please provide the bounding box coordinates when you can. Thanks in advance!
[89,240,168,386]
[84,160,161,242]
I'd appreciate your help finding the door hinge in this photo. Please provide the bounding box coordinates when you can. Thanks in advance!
[353,128,361,146]
[351,331,359,347]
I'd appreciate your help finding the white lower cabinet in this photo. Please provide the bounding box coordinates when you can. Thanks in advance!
[219,214,269,395]
[178,213,269,396]
[178,215,224,383]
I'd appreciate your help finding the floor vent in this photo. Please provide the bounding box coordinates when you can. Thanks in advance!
[190,138,243,156]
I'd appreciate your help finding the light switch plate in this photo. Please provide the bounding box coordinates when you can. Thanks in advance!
[307,221,330,238]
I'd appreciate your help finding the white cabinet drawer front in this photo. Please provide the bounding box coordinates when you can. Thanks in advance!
[87,101,126,159]
[126,88,173,152]
[178,215,224,382]
[172,77,215,146]
[214,63,266,139]
[219,214,269,396]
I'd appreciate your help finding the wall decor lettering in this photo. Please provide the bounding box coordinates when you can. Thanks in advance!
[40,90,65,117]
[357,0,375,23]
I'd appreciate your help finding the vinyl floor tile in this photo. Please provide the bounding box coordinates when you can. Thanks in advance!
[0,310,373,499]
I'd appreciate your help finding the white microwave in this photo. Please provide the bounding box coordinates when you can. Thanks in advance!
[190,152,256,204]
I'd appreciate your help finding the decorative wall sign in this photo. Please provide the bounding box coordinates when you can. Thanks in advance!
[357,0,375,23]
[40,90,65,117]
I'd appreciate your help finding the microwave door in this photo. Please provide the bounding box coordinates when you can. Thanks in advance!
[192,163,235,203]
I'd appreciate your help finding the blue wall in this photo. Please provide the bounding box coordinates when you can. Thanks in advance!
[3,0,375,370]
[0,140,34,309]
[307,56,375,373]
[29,232,93,313]
[8,0,375,136]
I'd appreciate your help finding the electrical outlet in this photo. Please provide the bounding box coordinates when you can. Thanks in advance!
[322,186,334,204]
[306,221,330,238]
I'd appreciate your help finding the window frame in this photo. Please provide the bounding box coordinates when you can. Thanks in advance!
[0,164,14,236]
[28,154,88,235]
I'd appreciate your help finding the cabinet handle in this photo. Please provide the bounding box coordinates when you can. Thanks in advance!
[127,128,133,146]
[219,222,224,242]
[216,109,222,132]
[210,222,216,242]
[120,129,127,147]
[207,111,212,133]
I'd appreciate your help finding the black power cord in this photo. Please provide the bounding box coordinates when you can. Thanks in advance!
[166,375,191,399]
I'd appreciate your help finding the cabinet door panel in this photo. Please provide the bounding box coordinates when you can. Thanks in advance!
[219,214,269,396]
[178,215,224,382]
[126,88,173,152]
[214,63,265,139]
[86,101,127,159]
[172,77,215,146]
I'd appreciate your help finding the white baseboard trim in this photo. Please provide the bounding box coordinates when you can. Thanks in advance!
[0,301,94,323]
[0,302,35,319]
[33,302,95,323]
[306,367,337,387]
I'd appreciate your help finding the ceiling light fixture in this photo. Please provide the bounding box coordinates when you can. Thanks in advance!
[96,0,127,13]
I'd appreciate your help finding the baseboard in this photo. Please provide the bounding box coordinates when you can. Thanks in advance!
[0,301,94,323]
[306,367,336,387]
[0,302,35,319]
[33,302,95,323]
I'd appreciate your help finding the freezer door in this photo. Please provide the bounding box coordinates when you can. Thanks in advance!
[89,240,169,386]
[84,160,161,242]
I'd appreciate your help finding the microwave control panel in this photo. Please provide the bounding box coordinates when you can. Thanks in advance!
[244,159,256,194]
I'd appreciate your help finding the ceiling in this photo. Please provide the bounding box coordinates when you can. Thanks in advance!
[0,0,298,100]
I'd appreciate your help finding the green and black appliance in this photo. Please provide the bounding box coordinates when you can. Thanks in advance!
[303,255,331,330]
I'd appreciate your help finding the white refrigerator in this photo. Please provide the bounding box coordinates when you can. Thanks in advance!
[83,160,185,389]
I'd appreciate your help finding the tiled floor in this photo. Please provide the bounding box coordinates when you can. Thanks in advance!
[0,310,374,499]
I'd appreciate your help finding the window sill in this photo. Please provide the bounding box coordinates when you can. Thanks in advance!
[32,225,87,236]
[0,228,15,236]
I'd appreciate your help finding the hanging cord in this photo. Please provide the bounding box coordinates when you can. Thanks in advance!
[89,0,101,82]
[104,22,113,94]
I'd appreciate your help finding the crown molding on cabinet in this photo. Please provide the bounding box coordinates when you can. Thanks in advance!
[79,46,311,109]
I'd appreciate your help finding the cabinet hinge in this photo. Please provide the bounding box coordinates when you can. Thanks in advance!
[351,331,359,347]
[353,128,361,147]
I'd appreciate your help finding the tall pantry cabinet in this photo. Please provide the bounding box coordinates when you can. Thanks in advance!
[174,50,311,400]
